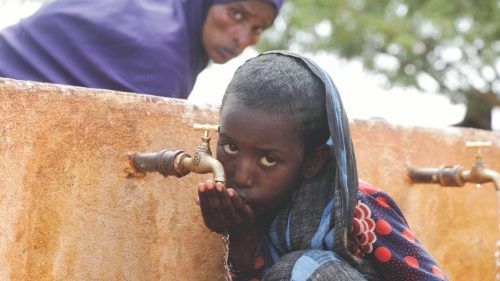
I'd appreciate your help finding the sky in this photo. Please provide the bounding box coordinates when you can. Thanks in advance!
[1,2,498,130]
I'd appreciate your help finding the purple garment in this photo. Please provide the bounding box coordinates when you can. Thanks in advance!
[0,0,283,98]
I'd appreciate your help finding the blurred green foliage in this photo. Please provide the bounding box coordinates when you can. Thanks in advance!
[260,0,500,130]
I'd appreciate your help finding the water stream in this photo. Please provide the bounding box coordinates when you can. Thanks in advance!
[496,190,500,280]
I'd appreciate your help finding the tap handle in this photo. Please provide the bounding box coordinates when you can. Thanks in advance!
[465,140,491,158]
[193,123,219,139]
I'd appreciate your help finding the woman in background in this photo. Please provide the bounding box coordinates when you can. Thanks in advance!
[0,0,283,98]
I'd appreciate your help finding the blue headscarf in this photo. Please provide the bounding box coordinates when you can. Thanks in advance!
[253,51,361,270]
[0,0,284,98]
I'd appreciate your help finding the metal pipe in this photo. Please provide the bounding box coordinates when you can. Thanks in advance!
[125,123,225,182]
[407,165,465,187]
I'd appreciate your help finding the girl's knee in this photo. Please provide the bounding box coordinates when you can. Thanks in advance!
[264,250,367,281]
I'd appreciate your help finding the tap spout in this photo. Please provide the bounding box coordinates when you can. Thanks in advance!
[175,151,226,183]
[460,140,500,191]
[461,165,500,191]
[484,170,500,191]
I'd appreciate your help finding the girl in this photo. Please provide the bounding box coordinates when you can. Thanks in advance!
[197,51,447,281]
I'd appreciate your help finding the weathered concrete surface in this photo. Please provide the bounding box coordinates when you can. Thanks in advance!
[0,78,226,281]
[1,78,499,281]
[351,120,500,281]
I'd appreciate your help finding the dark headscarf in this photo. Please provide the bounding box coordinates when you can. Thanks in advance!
[0,0,284,98]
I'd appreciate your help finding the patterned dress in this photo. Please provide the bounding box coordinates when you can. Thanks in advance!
[228,182,448,281]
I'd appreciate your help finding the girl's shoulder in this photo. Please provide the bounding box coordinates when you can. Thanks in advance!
[354,180,408,224]
[356,180,395,204]
[357,180,381,195]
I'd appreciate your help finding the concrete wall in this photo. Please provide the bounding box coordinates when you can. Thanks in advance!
[0,78,226,281]
[351,120,500,281]
[1,78,499,280]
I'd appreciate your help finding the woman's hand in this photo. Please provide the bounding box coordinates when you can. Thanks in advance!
[197,180,255,235]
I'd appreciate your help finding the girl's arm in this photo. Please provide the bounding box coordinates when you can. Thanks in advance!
[227,230,272,281]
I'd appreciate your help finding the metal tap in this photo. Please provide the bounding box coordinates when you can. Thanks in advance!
[407,141,499,190]
[125,124,225,183]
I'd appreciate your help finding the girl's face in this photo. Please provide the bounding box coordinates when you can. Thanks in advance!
[217,100,307,217]
[202,1,275,63]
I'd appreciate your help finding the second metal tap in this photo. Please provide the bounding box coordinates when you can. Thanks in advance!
[407,141,500,190]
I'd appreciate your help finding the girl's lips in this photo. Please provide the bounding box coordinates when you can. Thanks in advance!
[227,185,248,203]
[238,192,248,204]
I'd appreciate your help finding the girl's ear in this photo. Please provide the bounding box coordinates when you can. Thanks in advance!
[302,145,329,179]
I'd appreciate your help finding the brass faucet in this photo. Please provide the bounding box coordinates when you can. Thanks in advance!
[407,141,499,190]
[125,124,225,183]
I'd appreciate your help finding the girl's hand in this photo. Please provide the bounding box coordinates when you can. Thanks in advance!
[197,180,255,235]
[197,180,260,272]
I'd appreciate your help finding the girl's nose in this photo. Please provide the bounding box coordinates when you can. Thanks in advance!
[231,157,254,188]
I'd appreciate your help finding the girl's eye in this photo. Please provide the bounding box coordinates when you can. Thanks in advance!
[223,143,239,156]
[259,155,277,167]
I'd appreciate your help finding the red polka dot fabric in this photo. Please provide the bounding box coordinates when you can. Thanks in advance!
[353,182,448,280]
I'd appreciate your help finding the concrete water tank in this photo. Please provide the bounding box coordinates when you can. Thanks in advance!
[1,78,499,280]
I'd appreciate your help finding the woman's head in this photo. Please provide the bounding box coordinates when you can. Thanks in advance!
[217,53,330,216]
[202,0,283,63]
